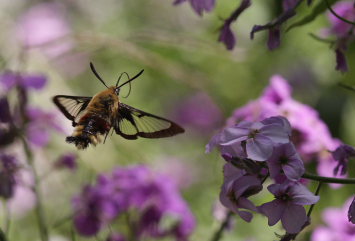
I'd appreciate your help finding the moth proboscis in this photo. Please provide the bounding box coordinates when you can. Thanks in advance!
[53,63,184,149]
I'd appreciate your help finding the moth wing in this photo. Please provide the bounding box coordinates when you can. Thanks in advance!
[114,103,184,140]
[52,95,92,126]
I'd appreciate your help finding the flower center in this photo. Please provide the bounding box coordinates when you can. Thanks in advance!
[279,156,288,165]
[277,193,291,202]
[248,129,260,139]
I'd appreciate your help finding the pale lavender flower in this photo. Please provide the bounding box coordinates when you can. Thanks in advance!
[208,116,291,161]
[16,2,73,58]
[267,143,305,182]
[219,163,261,222]
[311,197,355,241]
[259,181,319,234]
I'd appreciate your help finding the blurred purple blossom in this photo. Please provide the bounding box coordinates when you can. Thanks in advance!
[25,107,64,147]
[54,153,77,171]
[0,97,11,123]
[331,144,355,176]
[311,197,355,240]
[259,181,319,234]
[0,72,47,91]
[208,116,291,161]
[0,154,18,199]
[335,47,348,72]
[73,165,195,240]
[219,163,261,222]
[328,1,355,38]
[106,233,126,241]
[174,0,215,16]
[16,2,73,58]
[173,92,222,134]
[267,143,305,183]
[218,0,251,50]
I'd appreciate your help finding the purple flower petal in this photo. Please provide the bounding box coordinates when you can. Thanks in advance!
[189,0,215,16]
[0,97,11,123]
[259,124,290,144]
[238,197,257,212]
[74,214,101,236]
[348,196,355,224]
[259,199,285,226]
[290,183,319,205]
[267,27,281,50]
[282,157,305,181]
[335,48,348,73]
[220,126,249,145]
[281,204,307,234]
[218,23,236,50]
[237,210,253,222]
[246,135,273,161]
[22,74,47,89]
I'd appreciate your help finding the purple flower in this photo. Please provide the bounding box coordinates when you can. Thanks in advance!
[331,144,355,176]
[219,163,261,222]
[267,143,305,182]
[54,153,77,171]
[0,154,18,199]
[328,1,355,38]
[311,197,355,241]
[174,0,215,16]
[219,23,236,50]
[0,72,47,91]
[259,182,319,234]
[348,196,355,224]
[335,47,348,73]
[72,165,195,240]
[208,116,291,161]
[172,92,222,134]
[16,2,73,58]
[106,233,126,241]
[25,107,64,147]
[0,97,11,123]
[218,0,251,50]
[267,27,281,50]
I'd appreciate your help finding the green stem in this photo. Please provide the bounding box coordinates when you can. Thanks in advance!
[210,211,233,241]
[302,172,355,184]
[307,181,323,217]
[21,137,49,241]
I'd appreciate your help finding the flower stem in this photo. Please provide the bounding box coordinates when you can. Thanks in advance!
[21,137,49,241]
[307,181,323,217]
[210,211,233,241]
[302,172,355,184]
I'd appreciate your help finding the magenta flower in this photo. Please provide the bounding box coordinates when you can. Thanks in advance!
[267,143,305,182]
[219,163,262,222]
[259,182,319,234]
[208,116,291,161]
[328,1,355,38]
[332,144,355,176]
[0,72,47,91]
[174,0,215,16]
[311,197,355,241]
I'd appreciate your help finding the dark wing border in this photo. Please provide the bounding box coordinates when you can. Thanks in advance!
[52,95,92,126]
[114,103,184,140]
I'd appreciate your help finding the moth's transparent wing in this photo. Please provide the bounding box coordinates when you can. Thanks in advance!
[114,103,184,140]
[53,95,92,126]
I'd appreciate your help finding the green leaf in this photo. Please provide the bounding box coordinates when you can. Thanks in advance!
[286,0,338,32]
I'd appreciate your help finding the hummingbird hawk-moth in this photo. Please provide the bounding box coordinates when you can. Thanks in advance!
[53,63,184,149]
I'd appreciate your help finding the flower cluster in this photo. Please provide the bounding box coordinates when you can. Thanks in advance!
[173,0,355,72]
[226,75,346,180]
[72,165,195,241]
[207,115,320,234]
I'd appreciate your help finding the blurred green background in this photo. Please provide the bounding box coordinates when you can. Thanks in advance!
[1,0,355,240]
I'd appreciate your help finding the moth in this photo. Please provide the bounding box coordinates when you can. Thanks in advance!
[53,63,184,149]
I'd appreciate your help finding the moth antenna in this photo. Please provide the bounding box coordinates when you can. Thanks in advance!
[117,69,144,89]
[90,62,109,89]
[120,72,131,98]
[116,72,129,87]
